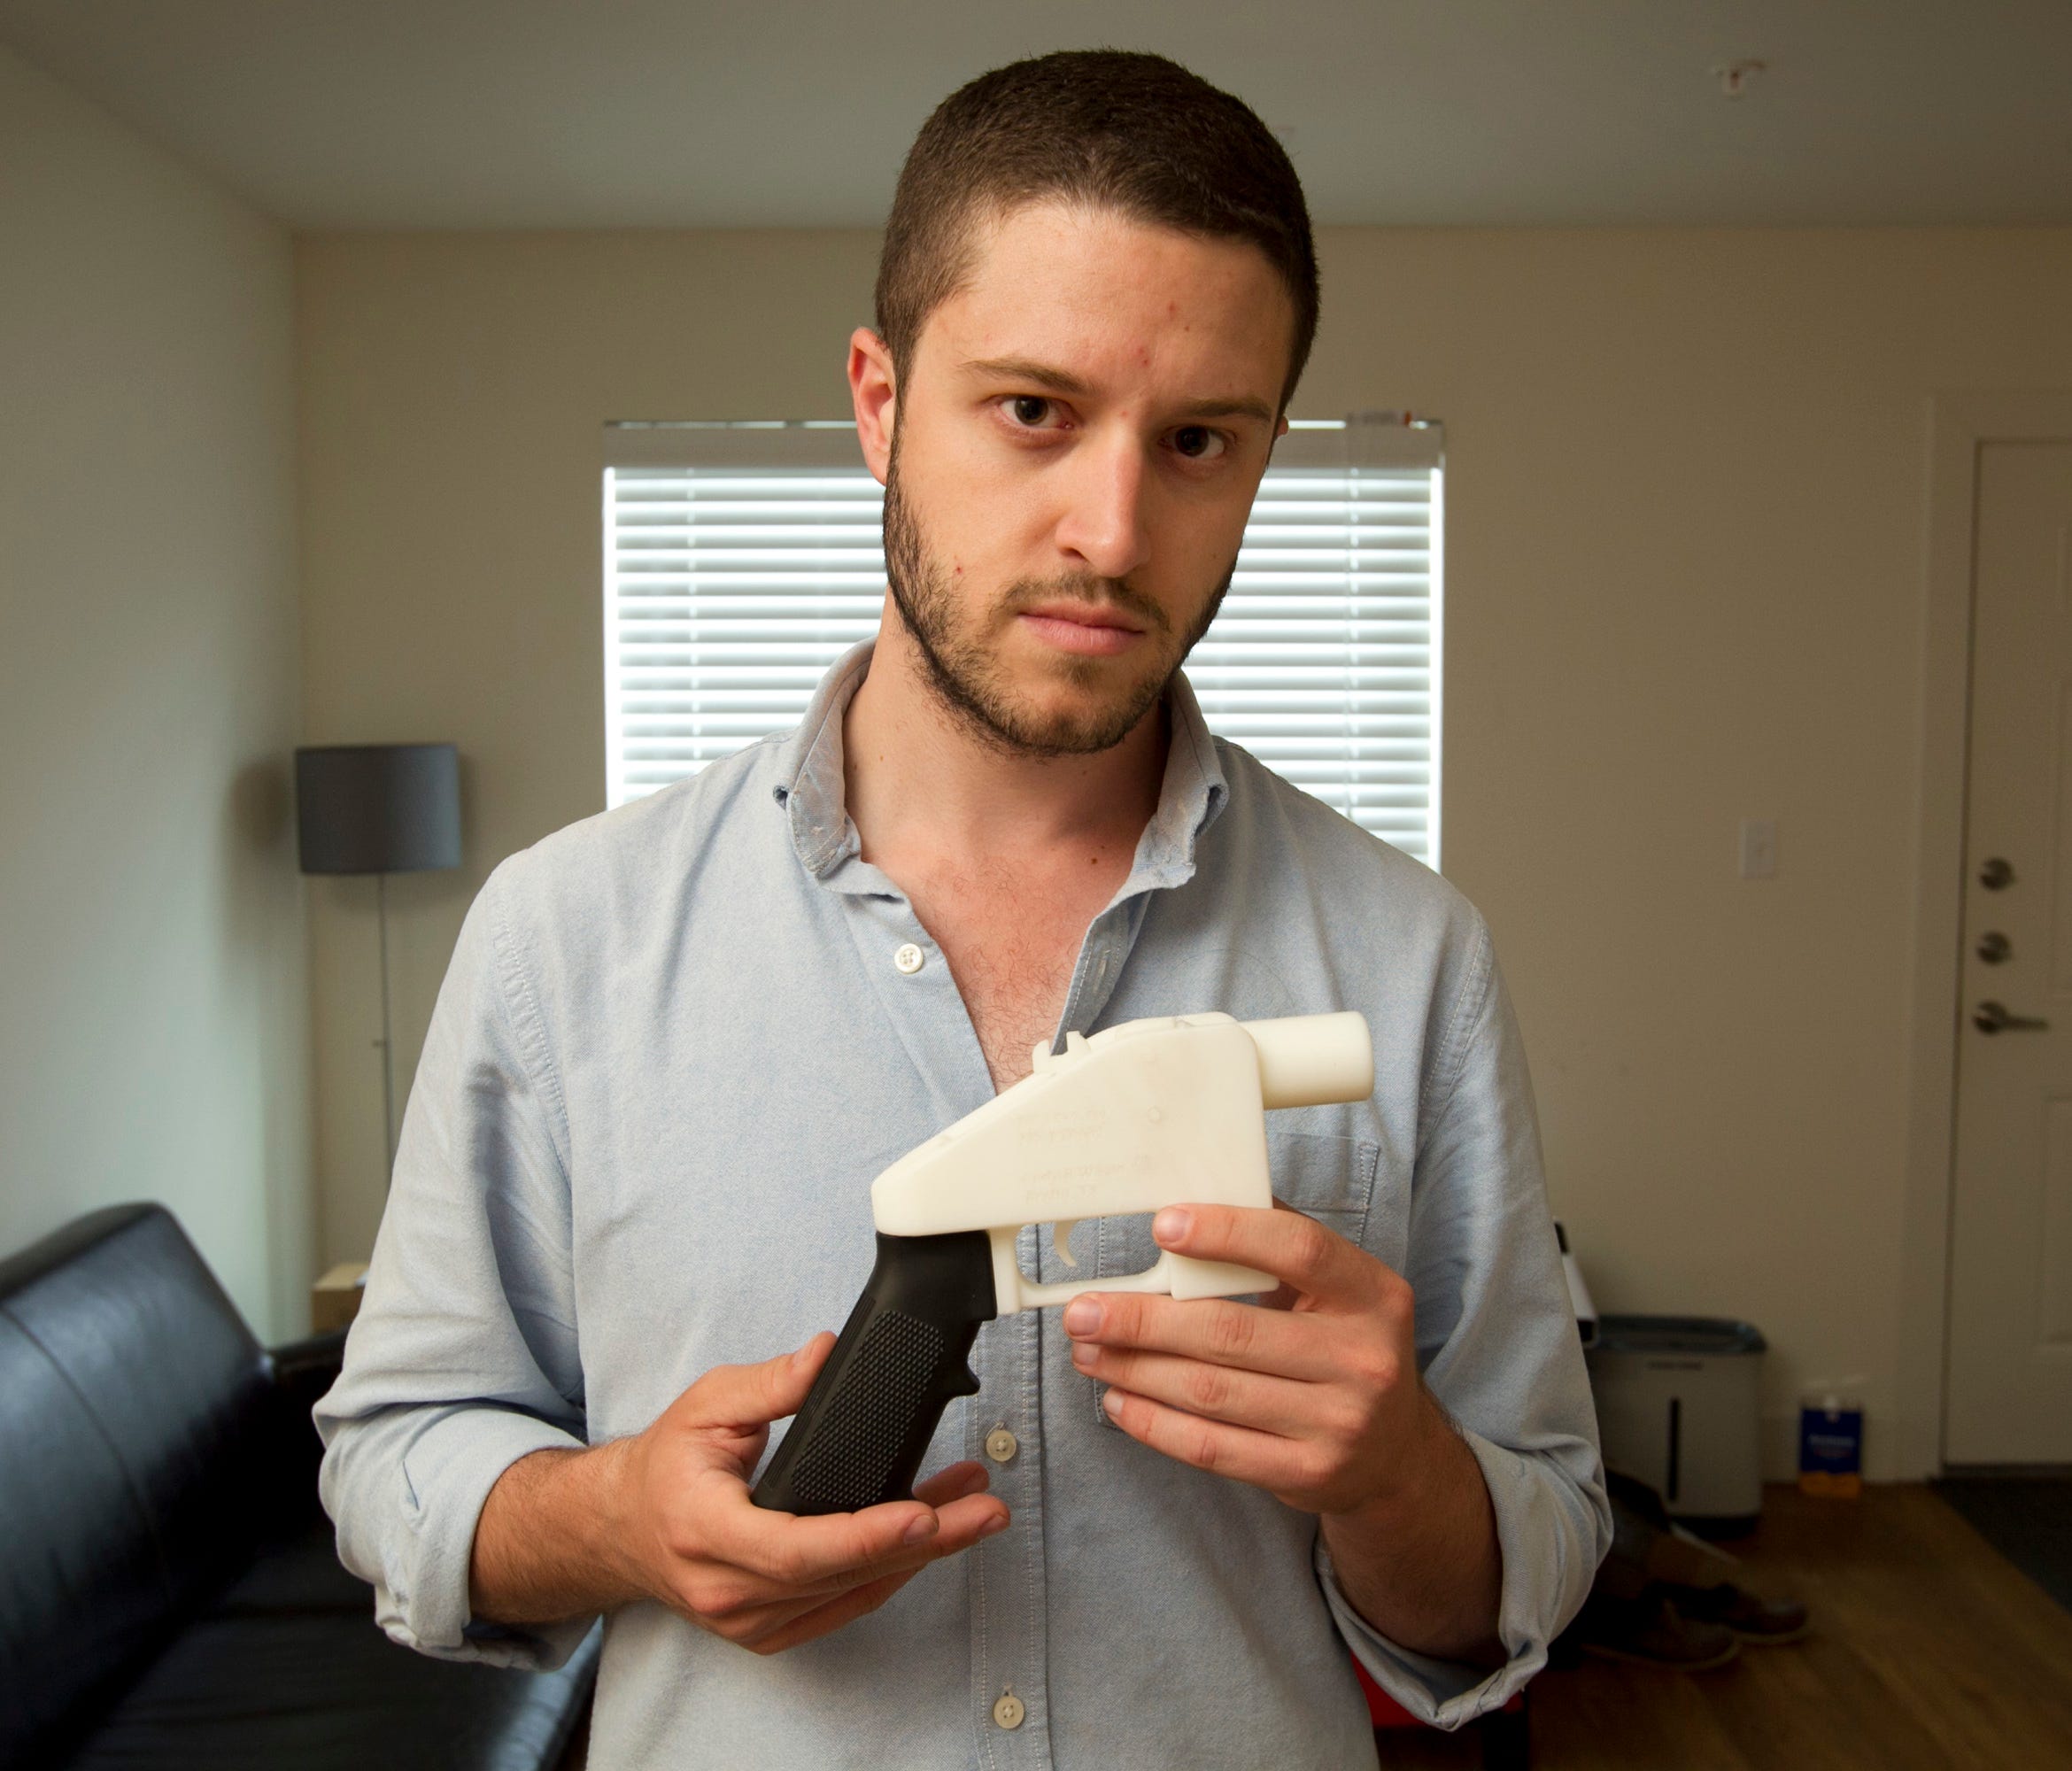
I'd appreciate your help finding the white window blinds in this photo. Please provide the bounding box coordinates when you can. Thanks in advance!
[603,414,1442,863]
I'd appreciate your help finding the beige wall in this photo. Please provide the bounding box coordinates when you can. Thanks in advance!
[297,223,2072,1477]
[0,46,310,1340]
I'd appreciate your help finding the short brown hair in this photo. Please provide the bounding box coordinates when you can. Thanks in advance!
[876,50,1319,411]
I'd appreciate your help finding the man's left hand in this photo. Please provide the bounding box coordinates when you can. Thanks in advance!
[1063,1202,1450,1516]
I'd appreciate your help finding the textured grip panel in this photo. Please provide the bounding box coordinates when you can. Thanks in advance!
[752,1230,996,1516]
[785,1309,945,1512]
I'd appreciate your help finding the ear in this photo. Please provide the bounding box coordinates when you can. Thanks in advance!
[848,327,898,485]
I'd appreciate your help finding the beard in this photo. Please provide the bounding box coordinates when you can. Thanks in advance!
[880,436,1236,759]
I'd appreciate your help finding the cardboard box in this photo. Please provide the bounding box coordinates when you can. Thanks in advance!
[313,1262,369,1333]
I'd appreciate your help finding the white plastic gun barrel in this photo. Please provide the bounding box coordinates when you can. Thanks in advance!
[871,1010,1374,1314]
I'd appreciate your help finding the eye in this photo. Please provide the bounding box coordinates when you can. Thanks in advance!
[1171,425,1227,461]
[1008,395,1055,427]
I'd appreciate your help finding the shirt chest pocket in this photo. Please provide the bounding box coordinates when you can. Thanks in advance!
[1089,1126,1381,1282]
[1082,1128,1380,1430]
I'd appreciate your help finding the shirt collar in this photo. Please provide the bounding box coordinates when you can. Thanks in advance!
[1135,668,1229,890]
[772,641,871,878]
[774,639,1229,890]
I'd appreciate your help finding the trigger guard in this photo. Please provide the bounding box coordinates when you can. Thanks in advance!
[1053,1218,1080,1270]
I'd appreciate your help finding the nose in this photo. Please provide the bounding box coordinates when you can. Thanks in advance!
[1052,428,1152,584]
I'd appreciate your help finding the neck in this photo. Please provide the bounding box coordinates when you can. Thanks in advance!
[844,594,1169,865]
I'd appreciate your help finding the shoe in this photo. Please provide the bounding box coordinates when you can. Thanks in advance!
[1666,1582,1811,1645]
[1571,1591,1742,1671]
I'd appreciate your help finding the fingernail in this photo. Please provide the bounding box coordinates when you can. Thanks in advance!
[1102,1388,1123,1419]
[980,1512,1009,1537]
[1070,1342,1097,1370]
[1153,1208,1192,1245]
[903,1513,938,1545]
[1063,1299,1101,1336]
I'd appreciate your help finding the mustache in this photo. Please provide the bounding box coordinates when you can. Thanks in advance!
[1001,575,1171,636]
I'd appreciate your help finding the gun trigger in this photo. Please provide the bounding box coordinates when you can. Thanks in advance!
[1054,1218,1079,1270]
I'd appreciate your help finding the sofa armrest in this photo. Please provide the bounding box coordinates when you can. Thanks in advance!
[270,1327,349,1388]
[260,1328,348,1533]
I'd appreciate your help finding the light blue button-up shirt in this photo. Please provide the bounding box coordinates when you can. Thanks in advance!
[315,642,1608,1768]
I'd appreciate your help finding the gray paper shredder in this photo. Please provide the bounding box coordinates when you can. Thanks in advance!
[1587,1314,1767,1538]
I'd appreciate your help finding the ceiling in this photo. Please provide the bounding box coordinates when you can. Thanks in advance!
[4,0,2069,231]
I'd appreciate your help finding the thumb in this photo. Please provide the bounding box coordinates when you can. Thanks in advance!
[680,1331,835,1432]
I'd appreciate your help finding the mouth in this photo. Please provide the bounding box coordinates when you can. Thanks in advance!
[1015,601,1148,658]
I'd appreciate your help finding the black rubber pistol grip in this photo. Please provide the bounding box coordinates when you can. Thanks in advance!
[751,1230,998,1516]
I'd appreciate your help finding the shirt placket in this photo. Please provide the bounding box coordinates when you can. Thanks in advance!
[787,674,1214,1767]
[967,1256,1049,1767]
[965,891,1161,1767]
[822,876,1055,1769]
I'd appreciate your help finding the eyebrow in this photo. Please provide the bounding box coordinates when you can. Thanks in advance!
[958,356,1276,427]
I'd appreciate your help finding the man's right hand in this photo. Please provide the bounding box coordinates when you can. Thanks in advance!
[469,1332,1010,1656]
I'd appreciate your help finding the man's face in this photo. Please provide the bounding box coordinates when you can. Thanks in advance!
[862,200,1295,757]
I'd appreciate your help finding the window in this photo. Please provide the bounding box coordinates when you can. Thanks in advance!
[603,413,1442,863]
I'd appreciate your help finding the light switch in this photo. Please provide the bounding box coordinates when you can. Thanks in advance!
[1739,818,1778,879]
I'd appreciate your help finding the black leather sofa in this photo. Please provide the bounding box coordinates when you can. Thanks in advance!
[0,1203,600,1769]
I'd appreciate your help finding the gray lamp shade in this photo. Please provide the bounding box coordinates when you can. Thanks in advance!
[295,744,461,875]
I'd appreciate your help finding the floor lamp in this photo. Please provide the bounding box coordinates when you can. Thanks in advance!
[294,744,462,1189]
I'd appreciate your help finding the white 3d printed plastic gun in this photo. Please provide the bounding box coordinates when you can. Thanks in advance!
[752,1009,1373,1515]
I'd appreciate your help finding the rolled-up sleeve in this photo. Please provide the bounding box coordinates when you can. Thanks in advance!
[1320,917,1611,1728]
[314,859,595,1671]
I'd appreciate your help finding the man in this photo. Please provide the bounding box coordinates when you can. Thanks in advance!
[317,50,1607,1768]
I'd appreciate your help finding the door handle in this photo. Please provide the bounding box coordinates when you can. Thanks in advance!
[1974,1000,2051,1034]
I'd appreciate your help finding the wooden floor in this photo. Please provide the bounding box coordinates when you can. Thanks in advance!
[1380,1484,2072,1770]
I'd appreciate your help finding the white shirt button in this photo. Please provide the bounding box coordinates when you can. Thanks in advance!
[893,942,925,975]
[992,1691,1026,1730]
[984,1426,1019,1464]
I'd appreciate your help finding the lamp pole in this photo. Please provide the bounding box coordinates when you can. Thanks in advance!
[375,870,396,1182]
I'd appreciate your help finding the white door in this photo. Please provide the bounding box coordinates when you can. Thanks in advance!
[1948,439,2072,1465]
